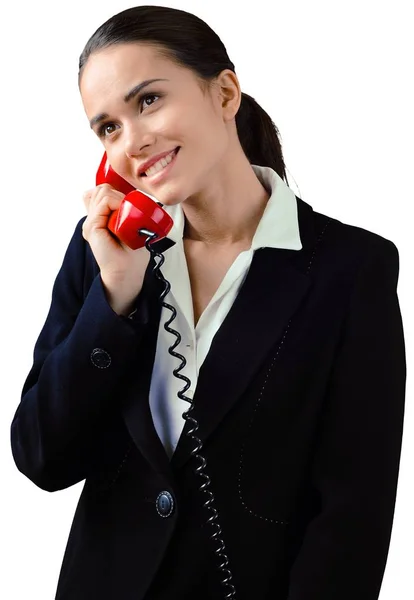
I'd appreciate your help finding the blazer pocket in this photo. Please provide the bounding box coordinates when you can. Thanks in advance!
[238,429,291,526]
[237,379,319,527]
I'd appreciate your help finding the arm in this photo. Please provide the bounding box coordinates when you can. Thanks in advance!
[286,239,406,600]
[10,218,148,492]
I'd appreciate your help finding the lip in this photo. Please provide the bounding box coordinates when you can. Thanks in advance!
[138,147,180,176]
[138,147,180,184]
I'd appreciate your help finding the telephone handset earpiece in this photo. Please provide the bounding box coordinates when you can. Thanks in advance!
[95,151,173,250]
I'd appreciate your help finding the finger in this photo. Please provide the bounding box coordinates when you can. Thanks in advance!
[92,188,125,212]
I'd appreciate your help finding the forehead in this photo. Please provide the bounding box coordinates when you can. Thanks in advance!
[80,43,183,101]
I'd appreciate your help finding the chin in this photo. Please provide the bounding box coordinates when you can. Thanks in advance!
[154,193,186,207]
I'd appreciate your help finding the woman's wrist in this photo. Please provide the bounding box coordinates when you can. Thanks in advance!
[100,273,143,317]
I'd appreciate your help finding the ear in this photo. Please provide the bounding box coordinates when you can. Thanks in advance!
[215,69,242,121]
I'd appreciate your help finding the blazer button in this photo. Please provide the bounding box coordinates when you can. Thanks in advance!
[156,491,174,518]
[90,348,111,369]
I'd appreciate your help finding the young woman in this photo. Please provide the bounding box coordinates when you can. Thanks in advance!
[10,5,406,600]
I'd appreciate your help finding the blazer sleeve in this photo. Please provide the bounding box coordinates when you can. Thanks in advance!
[10,217,148,492]
[286,239,406,600]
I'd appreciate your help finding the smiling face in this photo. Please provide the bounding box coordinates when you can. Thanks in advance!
[79,42,240,206]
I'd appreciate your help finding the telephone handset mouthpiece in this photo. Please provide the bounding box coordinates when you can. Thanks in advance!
[95,152,173,250]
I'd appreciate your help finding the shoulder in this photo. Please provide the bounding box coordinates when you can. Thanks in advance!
[294,198,400,293]
[298,197,399,264]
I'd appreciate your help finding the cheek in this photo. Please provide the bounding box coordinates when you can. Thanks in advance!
[190,111,227,153]
[199,123,229,166]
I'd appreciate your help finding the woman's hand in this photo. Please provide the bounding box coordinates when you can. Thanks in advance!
[82,183,151,315]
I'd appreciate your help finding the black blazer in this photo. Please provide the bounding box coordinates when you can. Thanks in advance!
[11,197,406,600]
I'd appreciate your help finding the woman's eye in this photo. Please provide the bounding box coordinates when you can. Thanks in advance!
[139,93,160,110]
[98,123,117,138]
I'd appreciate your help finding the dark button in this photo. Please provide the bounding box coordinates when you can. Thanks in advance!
[90,348,111,369]
[156,491,174,518]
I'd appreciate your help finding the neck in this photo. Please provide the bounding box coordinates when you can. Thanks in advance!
[181,153,270,248]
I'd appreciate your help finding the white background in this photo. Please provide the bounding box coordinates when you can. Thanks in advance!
[1,0,412,598]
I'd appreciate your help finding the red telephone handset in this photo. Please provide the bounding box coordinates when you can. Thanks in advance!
[95,152,173,250]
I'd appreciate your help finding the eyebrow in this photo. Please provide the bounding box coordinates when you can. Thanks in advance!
[89,78,169,129]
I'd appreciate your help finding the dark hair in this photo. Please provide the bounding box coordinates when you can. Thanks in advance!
[78,5,289,183]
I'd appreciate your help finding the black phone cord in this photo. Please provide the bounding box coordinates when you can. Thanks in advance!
[140,228,237,600]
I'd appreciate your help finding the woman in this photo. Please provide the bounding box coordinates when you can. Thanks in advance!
[10,5,406,600]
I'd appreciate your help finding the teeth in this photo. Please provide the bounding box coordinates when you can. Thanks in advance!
[144,149,177,177]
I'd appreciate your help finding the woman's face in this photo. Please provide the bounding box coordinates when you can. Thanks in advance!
[79,43,239,206]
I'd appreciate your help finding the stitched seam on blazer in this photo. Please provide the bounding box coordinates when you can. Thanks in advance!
[238,218,333,525]
[104,443,134,489]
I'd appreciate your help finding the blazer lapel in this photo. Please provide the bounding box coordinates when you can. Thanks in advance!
[122,198,317,475]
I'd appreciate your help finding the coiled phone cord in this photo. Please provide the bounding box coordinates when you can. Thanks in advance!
[140,228,237,599]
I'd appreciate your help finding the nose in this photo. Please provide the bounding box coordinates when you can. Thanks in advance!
[123,121,155,158]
